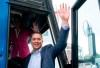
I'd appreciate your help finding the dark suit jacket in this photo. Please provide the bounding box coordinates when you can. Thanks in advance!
[23,27,70,68]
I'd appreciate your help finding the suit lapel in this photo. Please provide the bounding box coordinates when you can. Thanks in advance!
[24,53,31,68]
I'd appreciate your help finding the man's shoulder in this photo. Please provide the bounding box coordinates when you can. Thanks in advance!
[41,44,53,52]
[43,44,53,49]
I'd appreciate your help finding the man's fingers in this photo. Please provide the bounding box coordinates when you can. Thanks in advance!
[68,6,70,15]
[65,4,67,11]
[62,3,64,9]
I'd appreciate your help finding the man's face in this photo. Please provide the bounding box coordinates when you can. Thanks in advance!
[31,33,43,51]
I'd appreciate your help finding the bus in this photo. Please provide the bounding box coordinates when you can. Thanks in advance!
[0,0,100,68]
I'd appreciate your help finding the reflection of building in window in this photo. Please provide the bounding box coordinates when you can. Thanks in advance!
[78,46,84,60]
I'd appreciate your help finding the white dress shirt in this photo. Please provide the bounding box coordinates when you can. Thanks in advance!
[28,48,41,68]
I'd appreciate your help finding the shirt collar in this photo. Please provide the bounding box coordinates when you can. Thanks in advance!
[31,47,42,54]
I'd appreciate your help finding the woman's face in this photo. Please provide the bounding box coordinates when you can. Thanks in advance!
[14,18,20,28]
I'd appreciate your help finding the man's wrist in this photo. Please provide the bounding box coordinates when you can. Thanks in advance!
[61,24,69,30]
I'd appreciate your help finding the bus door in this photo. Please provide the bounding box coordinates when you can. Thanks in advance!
[8,0,50,68]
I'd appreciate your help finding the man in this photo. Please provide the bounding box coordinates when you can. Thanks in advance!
[23,3,70,68]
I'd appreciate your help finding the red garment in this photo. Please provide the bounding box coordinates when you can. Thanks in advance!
[9,28,33,58]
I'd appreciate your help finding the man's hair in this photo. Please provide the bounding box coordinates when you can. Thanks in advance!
[31,32,42,39]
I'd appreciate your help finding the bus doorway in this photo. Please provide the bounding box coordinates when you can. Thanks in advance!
[0,0,71,68]
[8,0,50,68]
